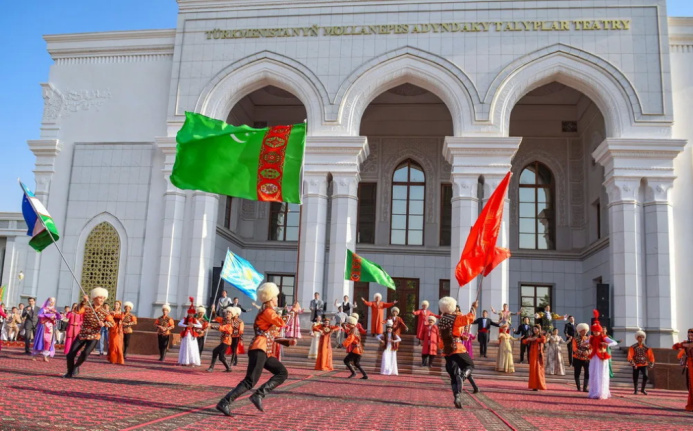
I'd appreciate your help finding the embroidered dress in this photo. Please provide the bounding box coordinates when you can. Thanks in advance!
[496,332,516,373]
[32,301,61,358]
[587,336,618,399]
[308,324,321,359]
[546,334,565,375]
[284,306,302,338]
[178,317,202,366]
[376,333,402,375]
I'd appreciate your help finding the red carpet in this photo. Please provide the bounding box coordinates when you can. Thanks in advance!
[0,348,691,430]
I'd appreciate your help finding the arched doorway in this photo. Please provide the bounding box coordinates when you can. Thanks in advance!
[508,82,610,329]
[80,222,121,306]
[356,83,454,332]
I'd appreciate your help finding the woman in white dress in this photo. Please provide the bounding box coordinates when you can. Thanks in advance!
[587,311,618,399]
[546,328,566,375]
[308,320,321,359]
[178,297,202,366]
[376,320,402,376]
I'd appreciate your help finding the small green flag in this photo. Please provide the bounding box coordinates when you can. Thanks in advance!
[344,249,396,290]
[171,112,306,204]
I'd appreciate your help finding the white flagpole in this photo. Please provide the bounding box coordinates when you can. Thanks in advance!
[18,179,100,319]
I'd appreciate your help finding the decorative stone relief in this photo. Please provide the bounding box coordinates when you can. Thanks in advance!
[42,83,112,120]
[605,179,639,203]
[568,139,586,228]
[360,138,379,177]
[241,200,257,220]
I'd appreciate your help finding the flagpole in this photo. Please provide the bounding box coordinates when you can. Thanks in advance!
[17,179,99,319]
[206,271,224,322]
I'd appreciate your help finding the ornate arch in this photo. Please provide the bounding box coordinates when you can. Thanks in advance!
[510,150,567,228]
[489,46,641,137]
[194,52,326,128]
[74,213,128,305]
[339,49,477,136]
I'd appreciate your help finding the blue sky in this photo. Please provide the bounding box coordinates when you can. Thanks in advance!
[1,0,692,213]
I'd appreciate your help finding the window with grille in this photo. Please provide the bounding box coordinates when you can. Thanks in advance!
[391,159,425,245]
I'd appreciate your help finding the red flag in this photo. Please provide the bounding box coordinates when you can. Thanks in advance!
[482,246,511,277]
[455,172,512,286]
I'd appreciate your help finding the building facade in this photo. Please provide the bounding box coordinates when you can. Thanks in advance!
[14,0,693,346]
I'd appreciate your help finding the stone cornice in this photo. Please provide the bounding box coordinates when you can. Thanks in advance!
[592,138,686,178]
[45,29,175,61]
[668,17,693,46]
[304,136,369,173]
[155,136,178,156]
[27,139,62,158]
[443,136,521,175]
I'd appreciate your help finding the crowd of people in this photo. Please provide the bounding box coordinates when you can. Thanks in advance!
[1,287,691,415]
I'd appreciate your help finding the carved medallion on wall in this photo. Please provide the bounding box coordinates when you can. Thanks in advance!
[360,138,379,178]
[42,83,112,120]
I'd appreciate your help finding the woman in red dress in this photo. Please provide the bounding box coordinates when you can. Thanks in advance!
[523,324,547,391]
[107,300,125,364]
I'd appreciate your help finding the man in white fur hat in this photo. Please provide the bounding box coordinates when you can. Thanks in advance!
[122,301,138,359]
[63,287,114,378]
[571,323,591,392]
[216,282,296,417]
[628,330,655,395]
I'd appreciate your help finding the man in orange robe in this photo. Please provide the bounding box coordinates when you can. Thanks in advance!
[523,324,547,391]
[361,293,397,336]
[438,296,478,408]
[216,283,293,416]
[315,315,340,371]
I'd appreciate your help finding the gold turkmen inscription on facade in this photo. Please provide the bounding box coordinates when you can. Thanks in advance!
[204,20,631,40]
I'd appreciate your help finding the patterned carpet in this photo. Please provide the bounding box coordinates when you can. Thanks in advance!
[0,347,691,431]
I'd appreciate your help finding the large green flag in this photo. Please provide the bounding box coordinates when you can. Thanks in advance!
[344,249,396,290]
[171,112,306,204]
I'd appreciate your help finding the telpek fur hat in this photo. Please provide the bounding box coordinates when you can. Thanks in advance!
[257,282,280,303]
[90,287,109,300]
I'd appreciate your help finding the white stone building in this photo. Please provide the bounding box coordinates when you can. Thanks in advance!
[15,0,693,346]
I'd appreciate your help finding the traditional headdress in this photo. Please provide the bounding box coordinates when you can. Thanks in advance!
[196,305,206,314]
[346,316,357,325]
[186,297,196,315]
[257,282,280,303]
[421,300,429,307]
[391,307,400,314]
[351,313,360,320]
[374,293,382,300]
[576,323,589,333]
[635,330,646,340]
[90,287,109,300]
[591,309,603,333]
[162,303,171,312]
[385,319,393,328]
[41,297,55,309]
[228,306,241,317]
[322,314,331,321]
[439,296,457,314]
[427,315,437,324]
[123,301,134,310]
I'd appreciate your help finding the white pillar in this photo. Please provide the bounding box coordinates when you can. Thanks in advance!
[643,179,678,346]
[443,137,521,317]
[154,137,186,312]
[310,137,368,310]
[296,171,329,313]
[593,138,685,346]
[186,192,219,307]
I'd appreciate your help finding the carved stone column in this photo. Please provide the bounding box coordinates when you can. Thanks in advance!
[443,137,521,318]
[186,191,219,307]
[154,137,186,312]
[316,137,369,309]
[593,138,685,346]
[296,170,329,317]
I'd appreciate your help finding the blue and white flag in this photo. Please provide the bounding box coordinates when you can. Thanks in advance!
[220,249,263,301]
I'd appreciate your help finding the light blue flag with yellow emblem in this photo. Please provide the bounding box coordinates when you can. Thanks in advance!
[220,249,264,301]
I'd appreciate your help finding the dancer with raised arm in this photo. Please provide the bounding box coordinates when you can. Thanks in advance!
[342,315,368,379]
[438,297,479,408]
[216,283,294,416]
[490,303,520,327]
[207,308,235,373]
[361,293,397,336]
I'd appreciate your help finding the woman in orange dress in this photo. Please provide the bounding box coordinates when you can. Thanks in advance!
[522,324,547,391]
[673,328,693,411]
[360,293,397,336]
[315,315,340,371]
[107,300,125,364]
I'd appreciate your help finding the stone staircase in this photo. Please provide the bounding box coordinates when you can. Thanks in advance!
[197,331,645,388]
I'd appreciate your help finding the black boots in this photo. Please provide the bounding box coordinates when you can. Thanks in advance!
[220,357,232,372]
[207,358,217,372]
[356,365,368,379]
[345,363,357,378]
[216,385,250,417]
[468,376,480,394]
[421,355,427,367]
[453,373,464,408]
[641,377,648,395]
[427,356,434,368]
[250,380,281,412]
[575,378,581,392]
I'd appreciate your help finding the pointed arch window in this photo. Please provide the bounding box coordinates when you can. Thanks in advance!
[81,222,121,305]
[391,159,425,245]
[518,162,555,250]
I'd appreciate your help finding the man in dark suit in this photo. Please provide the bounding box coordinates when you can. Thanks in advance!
[564,315,576,366]
[21,297,40,354]
[514,316,532,363]
[473,310,499,358]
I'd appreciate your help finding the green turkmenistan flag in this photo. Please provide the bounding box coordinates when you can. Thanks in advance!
[344,249,395,290]
[171,112,306,204]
